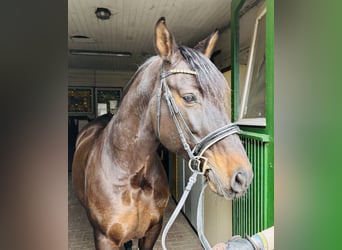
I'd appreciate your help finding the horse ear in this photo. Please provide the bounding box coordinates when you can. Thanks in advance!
[154,17,176,61]
[194,30,219,58]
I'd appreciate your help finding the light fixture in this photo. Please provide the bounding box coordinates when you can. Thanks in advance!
[95,7,111,20]
[70,35,89,39]
[69,35,96,43]
[70,50,132,57]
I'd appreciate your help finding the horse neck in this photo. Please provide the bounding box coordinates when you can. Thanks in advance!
[105,60,160,173]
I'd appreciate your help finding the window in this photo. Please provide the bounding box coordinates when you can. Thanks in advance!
[239,7,266,126]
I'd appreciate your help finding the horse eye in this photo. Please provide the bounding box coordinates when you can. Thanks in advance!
[182,94,196,103]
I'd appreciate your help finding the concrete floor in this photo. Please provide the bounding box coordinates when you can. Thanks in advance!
[68,175,203,250]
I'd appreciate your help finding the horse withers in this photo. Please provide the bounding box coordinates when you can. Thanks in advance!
[72,17,253,250]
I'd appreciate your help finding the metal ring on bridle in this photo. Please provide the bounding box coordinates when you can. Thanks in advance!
[188,156,209,174]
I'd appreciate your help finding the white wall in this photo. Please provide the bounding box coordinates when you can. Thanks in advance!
[204,189,233,245]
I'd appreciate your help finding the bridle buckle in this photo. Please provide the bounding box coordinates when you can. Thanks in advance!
[188,156,209,174]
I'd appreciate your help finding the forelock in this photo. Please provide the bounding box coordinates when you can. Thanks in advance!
[179,46,228,104]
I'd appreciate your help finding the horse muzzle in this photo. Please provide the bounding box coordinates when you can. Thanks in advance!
[205,166,253,199]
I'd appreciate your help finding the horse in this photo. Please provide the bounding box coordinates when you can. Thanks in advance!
[72,17,253,250]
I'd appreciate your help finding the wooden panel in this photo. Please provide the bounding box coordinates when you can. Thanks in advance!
[68,0,263,70]
[68,69,133,87]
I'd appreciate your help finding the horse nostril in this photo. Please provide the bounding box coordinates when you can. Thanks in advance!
[231,170,247,193]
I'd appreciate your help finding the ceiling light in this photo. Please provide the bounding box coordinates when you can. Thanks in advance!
[95,7,111,20]
[69,35,96,43]
[70,35,90,39]
[70,50,132,57]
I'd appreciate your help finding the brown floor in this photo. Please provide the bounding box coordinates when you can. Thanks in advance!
[68,175,203,250]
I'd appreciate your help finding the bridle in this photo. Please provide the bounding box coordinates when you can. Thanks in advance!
[156,66,242,174]
[158,66,242,250]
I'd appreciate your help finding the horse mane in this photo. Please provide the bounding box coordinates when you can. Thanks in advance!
[122,56,158,98]
[121,47,228,109]
[179,46,228,106]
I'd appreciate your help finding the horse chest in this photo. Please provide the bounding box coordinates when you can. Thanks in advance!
[122,187,167,222]
[107,188,168,241]
[88,178,168,230]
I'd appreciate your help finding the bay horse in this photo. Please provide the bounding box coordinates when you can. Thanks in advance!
[72,17,253,250]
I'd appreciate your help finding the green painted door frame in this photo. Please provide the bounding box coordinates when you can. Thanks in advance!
[230,0,274,235]
[230,0,246,122]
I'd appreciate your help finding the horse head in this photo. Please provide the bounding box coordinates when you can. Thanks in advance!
[152,17,253,199]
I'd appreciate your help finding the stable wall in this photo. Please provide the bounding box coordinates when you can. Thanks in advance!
[68,68,134,88]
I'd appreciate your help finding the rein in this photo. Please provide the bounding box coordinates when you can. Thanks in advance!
[158,67,241,250]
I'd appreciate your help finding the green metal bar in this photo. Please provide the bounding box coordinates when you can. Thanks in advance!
[255,140,260,232]
[263,142,271,227]
[251,140,255,234]
[261,144,264,229]
[246,141,250,235]
[241,131,270,142]
[231,0,245,122]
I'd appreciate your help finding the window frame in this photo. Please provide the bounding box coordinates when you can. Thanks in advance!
[238,6,267,127]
